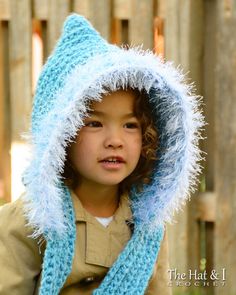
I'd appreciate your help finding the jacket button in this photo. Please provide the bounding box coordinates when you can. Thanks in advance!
[79,276,95,286]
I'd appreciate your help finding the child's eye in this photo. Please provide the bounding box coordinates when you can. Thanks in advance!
[124,122,140,129]
[85,121,102,128]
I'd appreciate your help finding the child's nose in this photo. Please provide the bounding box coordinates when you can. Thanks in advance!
[103,130,123,149]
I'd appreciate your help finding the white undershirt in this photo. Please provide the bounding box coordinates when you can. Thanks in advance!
[95,216,114,227]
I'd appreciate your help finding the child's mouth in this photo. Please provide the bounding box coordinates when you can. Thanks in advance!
[102,159,122,163]
[99,156,125,162]
[99,157,125,169]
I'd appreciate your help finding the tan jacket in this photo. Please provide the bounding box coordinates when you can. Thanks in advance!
[0,193,172,295]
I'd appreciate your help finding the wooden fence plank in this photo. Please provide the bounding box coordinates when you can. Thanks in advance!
[73,0,90,19]
[9,0,32,200]
[33,0,48,20]
[47,0,71,53]
[156,0,166,18]
[9,0,32,141]
[165,2,204,294]
[164,0,180,63]
[113,0,132,20]
[73,0,112,41]
[0,21,11,202]
[205,222,214,295]
[203,0,217,193]
[165,4,189,294]
[87,0,112,41]
[214,1,236,294]
[129,0,154,49]
[0,0,10,20]
[196,192,216,222]
[202,3,217,292]
[167,216,188,293]
[188,0,204,93]
[185,3,204,293]
[0,23,4,187]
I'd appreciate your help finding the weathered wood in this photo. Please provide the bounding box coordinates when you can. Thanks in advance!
[9,0,32,142]
[165,0,203,71]
[73,0,90,19]
[0,21,11,202]
[120,20,129,45]
[0,0,10,20]
[87,0,112,41]
[214,1,236,294]
[47,0,71,53]
[165,0,180,64]
[165,2,205,294]
[185,1,204,292]
[0,21,5,199]
[33,0,48,20]
[156,0,166,18]
[196,192,216,222]
[129,0,154,49]
[188,0,204,93]
[205,222,214,295]
[111,18,122,44]
[0,23,4,184]
[41,21,48,61]
[167,214,188,293]
[203,0,217,192]
[165,0,204,81]
[201,8,216,289]
[111,19,129,45]
[165,3,189,293]
[73,0,112,41]
[32,20,44,91]
[187,194,201,276]
[31,15,47,75]
[113,0,131,20]
[9,0,32,201]
[153,16,164,56]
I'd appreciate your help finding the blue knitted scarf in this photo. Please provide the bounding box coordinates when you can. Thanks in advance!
[39,186,164,294]
[22,14,204,294]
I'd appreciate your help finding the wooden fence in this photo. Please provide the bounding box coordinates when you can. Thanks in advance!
[0,1,236,295]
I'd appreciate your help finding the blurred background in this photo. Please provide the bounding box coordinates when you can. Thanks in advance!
[0,1,235,294]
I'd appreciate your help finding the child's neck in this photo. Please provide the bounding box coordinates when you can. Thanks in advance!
[73,182,120,218]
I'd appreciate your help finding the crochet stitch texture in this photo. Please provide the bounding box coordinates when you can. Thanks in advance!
[22,14,204,294]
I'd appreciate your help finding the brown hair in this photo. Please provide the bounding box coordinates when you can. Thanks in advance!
[61,88,159,193]
[119,88,158,193]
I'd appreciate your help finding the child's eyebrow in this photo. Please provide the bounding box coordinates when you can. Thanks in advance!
[90,110,137,119]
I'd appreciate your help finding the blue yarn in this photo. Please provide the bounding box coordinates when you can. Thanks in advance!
[39,187,76,295]
[93,227,164,295]
[38,186,164,295]
[22,13,204,294]
[31,15,116,134]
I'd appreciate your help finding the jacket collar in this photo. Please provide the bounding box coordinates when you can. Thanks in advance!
[70,190,133,223]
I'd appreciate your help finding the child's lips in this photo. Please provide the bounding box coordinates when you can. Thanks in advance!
[98,156,125,163]
[98,156,126,170]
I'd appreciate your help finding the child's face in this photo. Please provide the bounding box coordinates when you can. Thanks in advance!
[68,89,142,189]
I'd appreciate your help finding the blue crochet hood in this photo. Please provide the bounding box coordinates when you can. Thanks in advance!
[23,14,204,238]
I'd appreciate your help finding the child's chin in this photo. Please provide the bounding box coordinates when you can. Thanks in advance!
[99,177,126,187]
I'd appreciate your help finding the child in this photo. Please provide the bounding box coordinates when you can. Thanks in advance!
[0,14,204,295]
